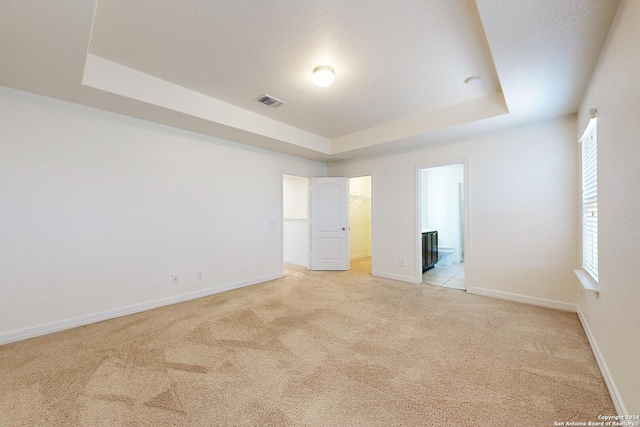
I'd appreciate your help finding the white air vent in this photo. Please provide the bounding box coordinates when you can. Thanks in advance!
[256,94,286,108]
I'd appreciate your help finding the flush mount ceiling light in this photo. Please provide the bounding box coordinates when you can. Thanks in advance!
[464,76,481,86]
[313,66,335,87]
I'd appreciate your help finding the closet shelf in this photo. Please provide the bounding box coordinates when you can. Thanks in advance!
[349,195,370,208]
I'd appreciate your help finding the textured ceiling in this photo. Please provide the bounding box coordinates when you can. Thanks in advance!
[0,0,620,162]
[89,0,500,139]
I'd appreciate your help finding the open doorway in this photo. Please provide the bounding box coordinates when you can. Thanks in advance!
[282,174,310,267]
[282,174,373,274]
[349,175,372,274]
[418,162,467,290]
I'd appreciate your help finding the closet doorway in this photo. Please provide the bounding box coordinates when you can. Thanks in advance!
[348,175,372,274]
[282,174,373,274]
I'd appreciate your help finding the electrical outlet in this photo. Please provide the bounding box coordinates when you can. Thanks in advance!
[196,270,203,279]
[171,274,179,284]
[399,259,404,267]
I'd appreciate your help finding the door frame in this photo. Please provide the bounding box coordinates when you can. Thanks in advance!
[415,159,470,288]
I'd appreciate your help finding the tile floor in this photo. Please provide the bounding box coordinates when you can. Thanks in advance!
[422,262,465,290]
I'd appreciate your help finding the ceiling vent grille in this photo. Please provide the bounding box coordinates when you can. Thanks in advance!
[256,94,286,108]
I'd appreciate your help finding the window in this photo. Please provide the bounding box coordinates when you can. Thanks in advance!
[580,109,598,282]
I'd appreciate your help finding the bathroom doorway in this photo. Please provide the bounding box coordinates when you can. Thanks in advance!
[418,162,467,290]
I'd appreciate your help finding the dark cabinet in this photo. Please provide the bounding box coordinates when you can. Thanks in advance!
[422,231,438,272]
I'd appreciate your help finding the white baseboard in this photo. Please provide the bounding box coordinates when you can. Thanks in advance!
[284,258,308,267]
[350,253,371,260]
[466,287,578,312]
[372,270,421,284]
[466,287,626,414]
[0,273,282,346]
[577,307,627,415]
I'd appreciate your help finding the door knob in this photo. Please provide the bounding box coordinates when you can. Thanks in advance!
[341,227,346,230]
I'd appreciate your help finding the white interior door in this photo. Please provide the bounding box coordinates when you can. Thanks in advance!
[309,177,350,270]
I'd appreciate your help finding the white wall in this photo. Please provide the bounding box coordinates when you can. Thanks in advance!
[329,116,580,306]
[0,86,326,342]
[577,0,639,415]
[349,176,371,259]
[283,175,309,266]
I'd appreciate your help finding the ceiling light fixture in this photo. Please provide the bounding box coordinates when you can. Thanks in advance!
[464,76,481,86]
[313,66,335,87]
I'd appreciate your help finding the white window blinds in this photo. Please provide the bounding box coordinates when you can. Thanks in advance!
[580,112,598,281]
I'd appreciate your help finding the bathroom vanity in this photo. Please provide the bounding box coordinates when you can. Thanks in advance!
[422,230,438,272]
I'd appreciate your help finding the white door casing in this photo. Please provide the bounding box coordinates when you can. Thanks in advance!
[309,177,350,270]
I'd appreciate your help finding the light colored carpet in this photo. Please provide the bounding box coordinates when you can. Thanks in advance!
[0,258,613,426]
